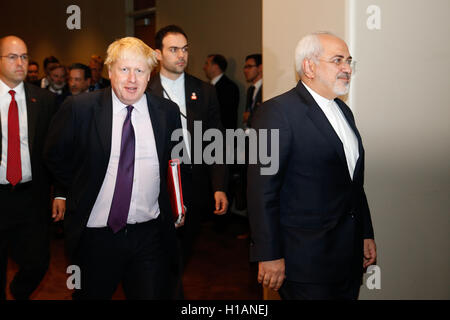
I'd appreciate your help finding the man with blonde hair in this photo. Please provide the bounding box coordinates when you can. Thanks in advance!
[247,32,376,300]
[45,37,182,299]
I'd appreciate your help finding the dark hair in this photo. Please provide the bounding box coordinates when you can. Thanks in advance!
[209,54,228,72]
[28,60,39,68]
[69,63,91,79]
[155,25,188,50]
[245,54,262,66]
[43,56,59,70]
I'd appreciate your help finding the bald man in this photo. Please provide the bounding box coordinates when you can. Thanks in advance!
[247,32,376,300]
[0,36,62,300]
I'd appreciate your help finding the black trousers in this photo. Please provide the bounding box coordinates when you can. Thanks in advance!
[0,183,50,300]
[72,217,173,300]
[279,277,362,300]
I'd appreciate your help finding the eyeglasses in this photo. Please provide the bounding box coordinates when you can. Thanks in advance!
[167,46,188,54]
[319,57,356,70]
[243,64,257,69]
[0,54,29,63]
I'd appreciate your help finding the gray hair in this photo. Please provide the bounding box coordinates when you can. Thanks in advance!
[294,31,335,76]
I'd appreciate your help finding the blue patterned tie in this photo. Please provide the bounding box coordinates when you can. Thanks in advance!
[108,105,135,233]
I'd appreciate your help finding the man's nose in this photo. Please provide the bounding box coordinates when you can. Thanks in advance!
[128,71,136,82]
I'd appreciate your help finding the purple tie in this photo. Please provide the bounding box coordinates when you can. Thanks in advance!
[108,105,135,233]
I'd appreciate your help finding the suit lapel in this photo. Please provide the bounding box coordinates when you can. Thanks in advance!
[146,92,165,167]
[184,74,198,136]
[94,89,113,159]
[24,83,39,157]
[335,99,364,180]
[297,82,347,168]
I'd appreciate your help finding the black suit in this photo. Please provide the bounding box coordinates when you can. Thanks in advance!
[247,81,374,299]
[148,73,227,265]
[246,84,262,128]
[0,82,56,300]
[44,89,181,299]
[214,74,239,130]
[89,77,111,91]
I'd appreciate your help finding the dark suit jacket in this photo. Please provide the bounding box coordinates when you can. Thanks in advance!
[247,81,374,283]
[0,82,56,224]
[247,85,262,128]
[147,73,227,208]
[215,74,239,130]
[43,89,181,269]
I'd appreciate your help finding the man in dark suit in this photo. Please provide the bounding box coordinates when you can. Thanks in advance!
[203,54,240,231]
[203,54,239,130]
[88,55,111,91]
[44,37,182,299]
[0,36,63,300]
[243,54,262,129]
[148,25,228,270]
[247,32,377,300]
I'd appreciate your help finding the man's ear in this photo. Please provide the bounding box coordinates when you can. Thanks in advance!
[155,49,162,61]
[303,59,316,79]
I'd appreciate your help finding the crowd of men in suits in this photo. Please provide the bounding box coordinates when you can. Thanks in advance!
[0,25,376,300]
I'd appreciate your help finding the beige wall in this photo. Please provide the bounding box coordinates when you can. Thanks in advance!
[263,0,450,299]
[156,0,262,126]
[0,0,127,78]
[263,0,346,101]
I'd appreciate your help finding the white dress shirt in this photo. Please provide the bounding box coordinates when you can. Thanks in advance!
[87,89,160,227]
[252,78,263,102]
[210,73,223,85]
[0,79,32,184]
[303,82,359,180]
[160,73,191,160]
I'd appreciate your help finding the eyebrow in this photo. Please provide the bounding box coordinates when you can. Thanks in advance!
[330,54,352,60]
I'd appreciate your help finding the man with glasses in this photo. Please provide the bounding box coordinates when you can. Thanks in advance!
[148,25,228,296]
[247,32,377,300]
[243,54,262,129]
[0,35,62,300]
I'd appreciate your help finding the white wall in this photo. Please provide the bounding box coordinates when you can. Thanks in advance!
[263,0,450,299]
[349,0,450,299]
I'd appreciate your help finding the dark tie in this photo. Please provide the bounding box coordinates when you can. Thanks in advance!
[246,85,255,111]
[7,90,22,186]
[108,105,135,233]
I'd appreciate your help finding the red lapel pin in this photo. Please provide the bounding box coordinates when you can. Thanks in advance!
[191,92,197,100]
[31,98,37,103]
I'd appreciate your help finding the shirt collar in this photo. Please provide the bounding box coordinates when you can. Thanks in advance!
[160,72,185,87]
[253,78,263,91]
[0,79,25,99]
[111,88,147,115]
[211,73,224,85]
[302,81,334,109]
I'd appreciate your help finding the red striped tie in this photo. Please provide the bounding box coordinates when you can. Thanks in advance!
[7,90,22,186]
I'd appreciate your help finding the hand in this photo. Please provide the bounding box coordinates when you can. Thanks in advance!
[52,198,66,222]
[213,191,228,215]
[258,259,286,291]
[175,214,185,229]
[363,239,377,268]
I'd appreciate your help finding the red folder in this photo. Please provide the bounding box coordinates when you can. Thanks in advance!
[167,159,185,224]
